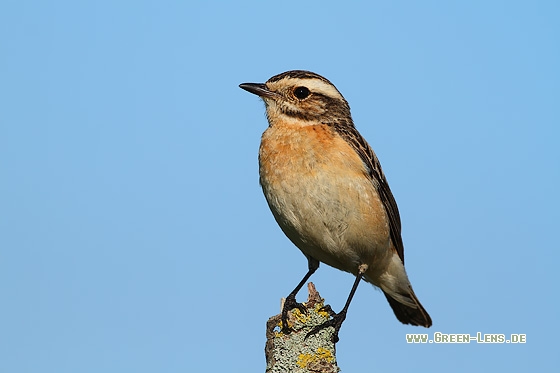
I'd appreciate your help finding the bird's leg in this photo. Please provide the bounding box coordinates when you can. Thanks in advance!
[281,257,319,334]
[306,264,368,343]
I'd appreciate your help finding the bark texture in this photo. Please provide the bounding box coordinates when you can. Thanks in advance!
[265,283,340,373]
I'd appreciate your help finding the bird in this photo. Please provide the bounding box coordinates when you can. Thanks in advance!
[239,70,432,340]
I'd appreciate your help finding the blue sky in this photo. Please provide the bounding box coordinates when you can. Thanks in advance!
[1,1,558,372]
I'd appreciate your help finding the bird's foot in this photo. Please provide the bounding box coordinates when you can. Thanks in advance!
[281,293,308,334]
[305,308,347,343]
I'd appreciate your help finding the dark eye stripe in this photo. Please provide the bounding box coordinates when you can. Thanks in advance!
[280,92,351,123]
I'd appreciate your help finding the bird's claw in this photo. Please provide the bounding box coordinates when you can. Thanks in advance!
[281,293,307,334]
[305,310,347,343]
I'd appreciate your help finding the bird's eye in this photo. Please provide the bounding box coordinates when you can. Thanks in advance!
[294,86,310,100]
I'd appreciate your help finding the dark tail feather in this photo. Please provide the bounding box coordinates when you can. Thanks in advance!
[383,290,432,327]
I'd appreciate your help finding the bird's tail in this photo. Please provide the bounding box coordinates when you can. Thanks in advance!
[383,288,432,327]
[371,253,432,327]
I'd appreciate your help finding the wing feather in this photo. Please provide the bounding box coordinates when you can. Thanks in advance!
[331,123,405,263]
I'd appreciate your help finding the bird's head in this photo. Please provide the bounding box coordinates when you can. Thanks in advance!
[240,70,352,128]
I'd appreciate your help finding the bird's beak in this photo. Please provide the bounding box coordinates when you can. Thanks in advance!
[239,83,278,99]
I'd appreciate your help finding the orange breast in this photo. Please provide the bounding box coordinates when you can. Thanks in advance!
[258,123,391,273]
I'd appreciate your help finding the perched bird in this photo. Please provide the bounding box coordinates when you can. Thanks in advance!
[239,70,432,339]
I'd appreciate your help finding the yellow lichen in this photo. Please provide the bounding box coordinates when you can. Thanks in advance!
[296,347,335,368]
[275,320,288,338]
[296,353,313,368]
[292,307,309,323]
[316,347,335,362]
[315,304,330,319]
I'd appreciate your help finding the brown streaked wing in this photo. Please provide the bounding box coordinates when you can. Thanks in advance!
[331,123,405,264]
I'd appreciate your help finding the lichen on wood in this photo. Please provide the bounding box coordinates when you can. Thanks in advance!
[265,283,340,373]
